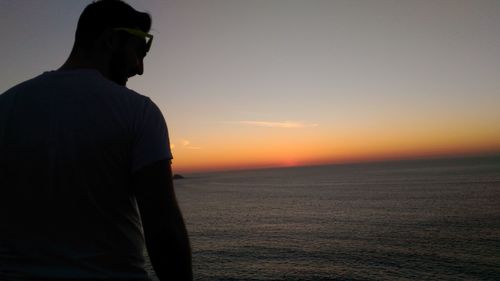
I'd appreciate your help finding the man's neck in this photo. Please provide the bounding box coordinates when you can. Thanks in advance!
[59,50,109,79]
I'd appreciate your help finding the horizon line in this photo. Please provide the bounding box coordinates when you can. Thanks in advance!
[174,151,500,176]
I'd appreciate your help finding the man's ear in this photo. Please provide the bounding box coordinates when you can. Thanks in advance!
[99,28,121,52]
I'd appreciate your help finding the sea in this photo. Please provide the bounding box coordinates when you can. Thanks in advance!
[146,155,500,281]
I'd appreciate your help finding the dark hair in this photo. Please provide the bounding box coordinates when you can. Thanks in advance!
[74,0,151,50]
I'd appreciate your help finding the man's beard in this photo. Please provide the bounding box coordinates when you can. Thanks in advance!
[108,51,128,86]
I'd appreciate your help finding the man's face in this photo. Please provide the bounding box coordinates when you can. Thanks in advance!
[108,35,147,86]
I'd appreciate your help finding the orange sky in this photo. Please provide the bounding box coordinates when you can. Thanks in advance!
[170,120,500,173]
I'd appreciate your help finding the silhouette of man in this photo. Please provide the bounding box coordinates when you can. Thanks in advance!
[0,1,192,280]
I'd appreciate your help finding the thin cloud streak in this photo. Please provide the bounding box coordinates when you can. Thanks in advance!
[176,139,202,150]
[186,146,202,150]
[239,121,319,129]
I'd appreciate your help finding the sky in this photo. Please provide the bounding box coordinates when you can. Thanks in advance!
[1,0,500,173]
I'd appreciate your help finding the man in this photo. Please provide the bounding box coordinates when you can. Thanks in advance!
[0,1,192,280]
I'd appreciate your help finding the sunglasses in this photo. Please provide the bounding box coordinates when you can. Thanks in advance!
[113,27,153,53]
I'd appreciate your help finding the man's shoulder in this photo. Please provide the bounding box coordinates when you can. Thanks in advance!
[0,73,45,98]
[1,69,154,115]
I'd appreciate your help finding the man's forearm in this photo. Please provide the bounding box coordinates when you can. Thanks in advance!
[145,207,192,281]
[133,160,193,280]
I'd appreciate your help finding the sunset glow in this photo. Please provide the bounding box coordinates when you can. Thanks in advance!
[169,115,500,173]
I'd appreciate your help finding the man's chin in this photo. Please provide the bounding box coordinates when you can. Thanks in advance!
[110,76,127,86]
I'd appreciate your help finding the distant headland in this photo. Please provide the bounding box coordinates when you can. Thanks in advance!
[173,174,185,180]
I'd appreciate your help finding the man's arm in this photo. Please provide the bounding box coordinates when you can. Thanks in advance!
[132,159,193,281]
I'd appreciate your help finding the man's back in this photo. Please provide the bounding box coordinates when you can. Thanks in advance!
[0,69,170,280]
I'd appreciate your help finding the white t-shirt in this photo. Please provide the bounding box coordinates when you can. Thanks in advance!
[0,69,172,280]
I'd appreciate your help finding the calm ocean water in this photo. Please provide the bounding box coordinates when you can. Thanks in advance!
[147,156,500,281]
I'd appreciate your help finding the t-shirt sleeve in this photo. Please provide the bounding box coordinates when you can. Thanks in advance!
[132,98,173,172]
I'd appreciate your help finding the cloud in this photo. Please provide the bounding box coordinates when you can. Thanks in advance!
[179,139,202,150]
[238,120,319,129]
[186,146,201,150]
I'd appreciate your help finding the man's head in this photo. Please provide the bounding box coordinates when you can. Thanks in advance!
[71,0,152,85]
